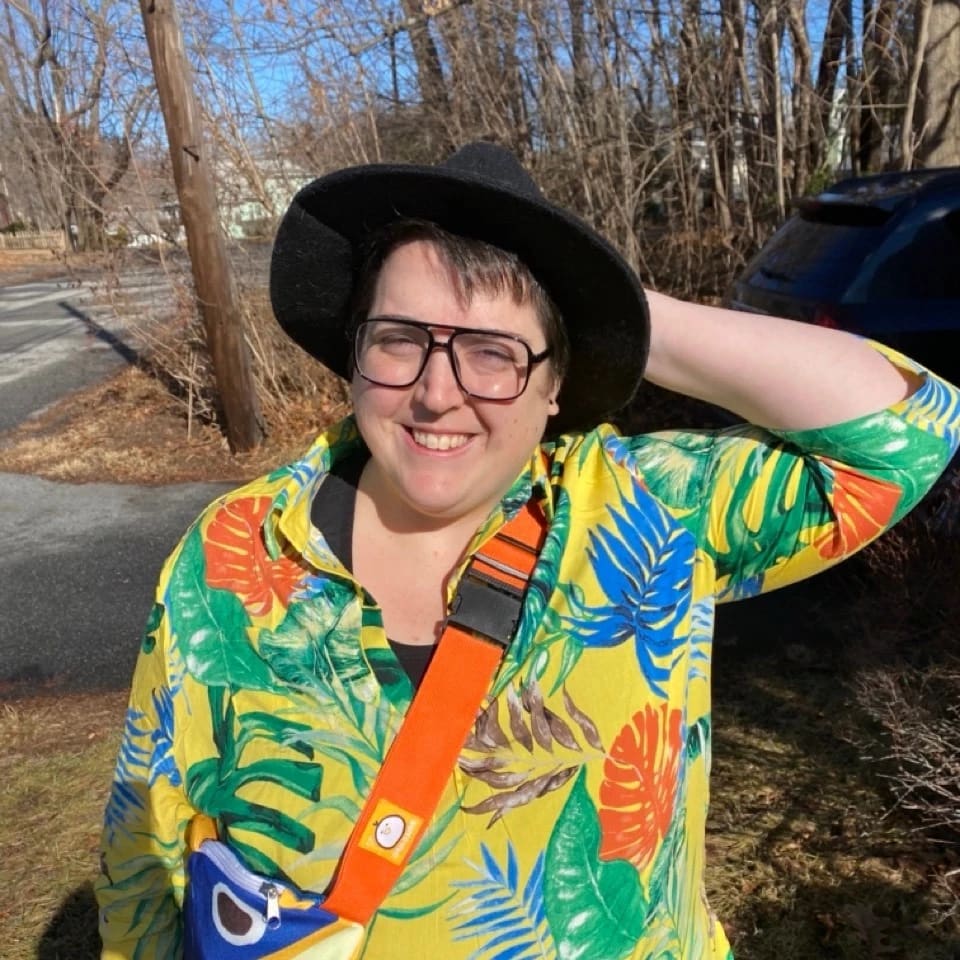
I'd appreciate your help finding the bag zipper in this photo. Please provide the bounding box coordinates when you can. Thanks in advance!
[196,839,313,925]
[260,882,280,925]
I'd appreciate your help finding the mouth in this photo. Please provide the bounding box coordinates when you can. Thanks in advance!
[409,429,472,451]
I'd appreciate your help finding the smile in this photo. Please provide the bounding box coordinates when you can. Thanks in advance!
[411,430,471,451]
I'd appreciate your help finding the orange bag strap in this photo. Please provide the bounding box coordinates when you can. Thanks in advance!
[322,498,548,924]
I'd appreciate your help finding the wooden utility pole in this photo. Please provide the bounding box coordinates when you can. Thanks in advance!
[139,0,264,452]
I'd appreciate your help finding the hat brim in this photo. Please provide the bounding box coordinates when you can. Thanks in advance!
[270,163,649,432]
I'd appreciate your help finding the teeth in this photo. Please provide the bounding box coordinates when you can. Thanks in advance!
[412,430,469,451]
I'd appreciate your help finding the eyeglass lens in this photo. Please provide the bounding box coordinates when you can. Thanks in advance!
[356,319,533,400]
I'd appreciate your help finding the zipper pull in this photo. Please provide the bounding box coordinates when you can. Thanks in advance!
[260,882,280,927]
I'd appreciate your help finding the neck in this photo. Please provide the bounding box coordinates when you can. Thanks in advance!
[356,460,497,545]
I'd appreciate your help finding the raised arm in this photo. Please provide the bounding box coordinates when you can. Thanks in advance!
[642,290,922,429]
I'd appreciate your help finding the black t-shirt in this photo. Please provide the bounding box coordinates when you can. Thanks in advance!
[310,454,436,689]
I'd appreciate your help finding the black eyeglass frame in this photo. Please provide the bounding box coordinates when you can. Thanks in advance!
[352,316,553,400]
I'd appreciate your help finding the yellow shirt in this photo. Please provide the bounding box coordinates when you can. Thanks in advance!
[97,346,960,959]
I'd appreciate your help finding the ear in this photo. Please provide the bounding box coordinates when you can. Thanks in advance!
[547,395,560,416]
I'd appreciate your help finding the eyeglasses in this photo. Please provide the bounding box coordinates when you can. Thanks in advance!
[353,317,552,401]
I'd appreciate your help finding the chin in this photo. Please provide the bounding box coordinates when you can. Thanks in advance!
[403,492,474,520]
[398,481,491,523]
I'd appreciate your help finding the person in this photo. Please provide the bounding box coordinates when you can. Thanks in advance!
[95,142,960,960]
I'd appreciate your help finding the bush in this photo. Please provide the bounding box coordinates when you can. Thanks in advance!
[854,663,960,843]
[827,464,960,656]
[117,254,350,438]
[0,219,29,235]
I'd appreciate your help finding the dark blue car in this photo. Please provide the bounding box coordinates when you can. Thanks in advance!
[725,167,960,382]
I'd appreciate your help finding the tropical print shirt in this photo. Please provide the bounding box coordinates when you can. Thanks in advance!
[97,344,960,960]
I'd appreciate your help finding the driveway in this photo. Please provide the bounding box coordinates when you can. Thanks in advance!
[0,267,176,432]
[0,263,236,696]
[0,472,232,694]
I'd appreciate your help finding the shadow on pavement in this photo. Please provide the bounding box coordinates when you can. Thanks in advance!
[59,300,141,366]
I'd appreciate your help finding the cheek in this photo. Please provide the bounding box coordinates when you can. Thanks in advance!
[352,379,400,421]
[491,402,550,449]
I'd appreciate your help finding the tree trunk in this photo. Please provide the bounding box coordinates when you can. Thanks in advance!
[755,0,782,201]
[568,0,590,113]
[771,26,786,219]
[814,0,852,169]
[786,1,814,194]
[859,0,899,170]
[398,0,451,150]
[902,0,932,168]
[918,0,960,166]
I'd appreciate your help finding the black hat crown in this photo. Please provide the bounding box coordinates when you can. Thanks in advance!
[440,142,541,201]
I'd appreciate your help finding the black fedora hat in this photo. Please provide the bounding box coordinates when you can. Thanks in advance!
[270,141,649,432]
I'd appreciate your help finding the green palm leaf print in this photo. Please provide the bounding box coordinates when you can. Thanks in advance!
[544,768,646,960]
[164,527,274,690]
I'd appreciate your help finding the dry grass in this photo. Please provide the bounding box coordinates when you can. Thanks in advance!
[0,248,66,282]
[0,247,116,285]
[706,658,960,959]
[0,364,350,484]
[0,248,352,486]
[0,693,126,960]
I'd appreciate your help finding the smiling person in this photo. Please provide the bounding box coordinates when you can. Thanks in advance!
[96,143,960,960]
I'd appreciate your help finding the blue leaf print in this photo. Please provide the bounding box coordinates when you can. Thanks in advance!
[719,571,764,601]
[904,362,960,450]
[449,843,556,960]
[686,596,713,683]
[147,686,181,787]
[565,488,693,699]
[103,686,181,843]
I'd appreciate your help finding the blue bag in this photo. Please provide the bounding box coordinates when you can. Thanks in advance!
[183,831,366,960]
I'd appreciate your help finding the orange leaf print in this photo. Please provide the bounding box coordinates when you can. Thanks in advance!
[813,459,901,560]
[598,704,683,870]
[203,497,304,617]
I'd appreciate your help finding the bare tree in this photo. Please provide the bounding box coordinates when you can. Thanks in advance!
[107,0,944,301]
[814,0,854,171]
[0,0,152,249]
[858,0,904,171]
[901,0,932,169]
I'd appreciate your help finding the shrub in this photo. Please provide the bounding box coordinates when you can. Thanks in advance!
[854,663,960,843]
[113,251,350,439]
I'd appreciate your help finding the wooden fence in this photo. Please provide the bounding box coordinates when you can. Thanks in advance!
[0,230,66,251]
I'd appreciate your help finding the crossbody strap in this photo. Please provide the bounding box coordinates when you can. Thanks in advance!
[322,499,548,924]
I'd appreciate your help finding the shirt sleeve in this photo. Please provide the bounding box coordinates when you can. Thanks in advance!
[705,346,960,598]
[626,344,960,600]
[96,559,196,959]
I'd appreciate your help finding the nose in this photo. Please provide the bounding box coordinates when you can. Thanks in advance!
[414,341,464,410]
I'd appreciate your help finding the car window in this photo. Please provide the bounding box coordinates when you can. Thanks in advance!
[739,212,886,300]
[858,205,960,300]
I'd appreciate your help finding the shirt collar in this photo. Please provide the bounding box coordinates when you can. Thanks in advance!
[262,415,556,570]
[263,416,364,569]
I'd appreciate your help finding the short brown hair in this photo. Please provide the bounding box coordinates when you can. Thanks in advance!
[347,220,569,383]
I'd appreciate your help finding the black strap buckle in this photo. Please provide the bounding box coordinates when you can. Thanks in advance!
[447,568,525,649]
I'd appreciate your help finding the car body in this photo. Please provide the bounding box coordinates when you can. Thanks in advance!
[724,167,960,382]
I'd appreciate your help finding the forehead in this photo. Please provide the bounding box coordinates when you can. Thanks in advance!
[370,241,542,338]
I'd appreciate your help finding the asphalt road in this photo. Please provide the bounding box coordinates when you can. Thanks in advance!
[0,279,122,433]
[0,472,231,694]
[0,270,233,695]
